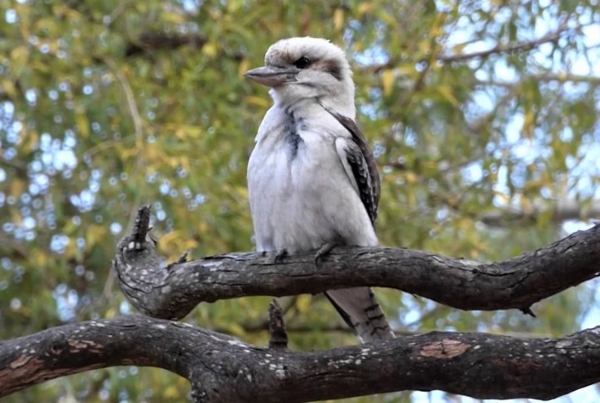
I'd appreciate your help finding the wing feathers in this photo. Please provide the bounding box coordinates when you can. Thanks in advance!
[319,100,380,225]
[335,139,378,225]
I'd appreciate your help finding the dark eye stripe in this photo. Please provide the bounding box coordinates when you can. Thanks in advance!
[317,59,342,81]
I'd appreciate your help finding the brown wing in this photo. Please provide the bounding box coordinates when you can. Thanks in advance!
[318,102,381,225]
[341,139,378,225]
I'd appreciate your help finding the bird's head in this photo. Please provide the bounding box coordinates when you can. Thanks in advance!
[245,37,355,114]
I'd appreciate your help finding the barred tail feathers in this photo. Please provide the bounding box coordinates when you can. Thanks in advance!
[325,287,395,343]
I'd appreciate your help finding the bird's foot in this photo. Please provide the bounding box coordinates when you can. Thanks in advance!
[273,248,288,264]
[315,241,340,267]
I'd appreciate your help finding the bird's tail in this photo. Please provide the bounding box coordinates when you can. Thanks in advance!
[325,287,395,343]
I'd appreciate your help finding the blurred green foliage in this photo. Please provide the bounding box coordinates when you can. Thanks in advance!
[1,0,599,401]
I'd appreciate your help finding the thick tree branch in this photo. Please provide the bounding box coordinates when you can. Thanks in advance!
[3,315,600,402]
[113,207,600,321]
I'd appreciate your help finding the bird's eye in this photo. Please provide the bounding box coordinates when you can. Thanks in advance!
[293,56,311,69]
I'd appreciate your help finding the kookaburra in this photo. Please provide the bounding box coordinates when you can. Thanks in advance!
[245,37,395,342]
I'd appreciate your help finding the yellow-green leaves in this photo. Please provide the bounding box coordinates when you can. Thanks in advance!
[1,1,599,402]
[381,69,394,97]
[9,45,28,77]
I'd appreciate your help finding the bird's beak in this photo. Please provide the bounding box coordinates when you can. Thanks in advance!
[244,66,297,87]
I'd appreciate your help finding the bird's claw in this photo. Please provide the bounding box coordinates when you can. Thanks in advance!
[273,248,288,264]
[315,242,338,267]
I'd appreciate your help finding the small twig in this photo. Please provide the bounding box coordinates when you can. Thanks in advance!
[0,155,28,172]
[385,158,407,171]
[238,297,298,332]
[99,58,148,303]
[268,299,288,350]
[476,74,600,87]
[0,233,28,259]
[521,307,537,318]
[102,56,147,237]
[166,252,189,270]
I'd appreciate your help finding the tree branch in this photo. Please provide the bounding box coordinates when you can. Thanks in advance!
[113,207,600,321]
[437,21,570,63]
[120,20,573,67]
[366,21,577,74]
[477,73,600,87]
[125,32,208,57]
[481,198,600,227]
[4,207,600,401]
[2,315,600,402]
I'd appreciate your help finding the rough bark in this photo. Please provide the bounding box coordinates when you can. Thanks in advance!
[3,206,600,401]
[113,206,600,321]
[3,315,600,402]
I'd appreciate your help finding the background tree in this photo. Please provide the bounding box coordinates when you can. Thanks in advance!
[1,0,599,402]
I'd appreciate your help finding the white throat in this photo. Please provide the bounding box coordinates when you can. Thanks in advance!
[268,87,356,118]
